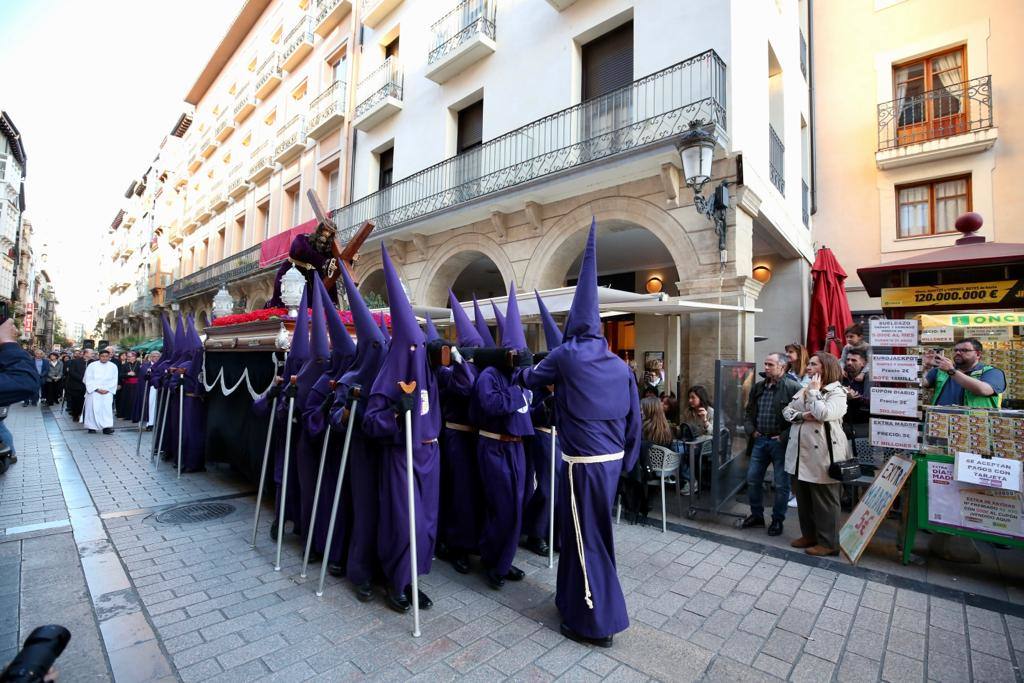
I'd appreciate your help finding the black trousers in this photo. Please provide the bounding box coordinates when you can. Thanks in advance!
[66,392,85,420]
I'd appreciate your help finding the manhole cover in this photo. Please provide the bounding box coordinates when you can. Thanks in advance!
[155,502,236,524]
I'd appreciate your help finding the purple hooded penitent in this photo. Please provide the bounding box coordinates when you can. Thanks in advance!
[535,290,563,351]
[159,312,189,463]
[361,244,441,596]
[449,290,485,348]
[378,313,391,344]
[172,314,206,472]
[318,275,356,378]
[519,218,641,640]
[472,281,533,577]
[328,263,389,585]
[490,300,506,346]
[472,295,495,347]
[423,314,440,342]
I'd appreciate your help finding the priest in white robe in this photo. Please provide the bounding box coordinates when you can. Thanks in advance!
[84,349,119,434]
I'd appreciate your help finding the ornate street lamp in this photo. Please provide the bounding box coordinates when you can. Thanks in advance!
[678,120,730,267]
[211,284,234,320]
[280,266,306,318]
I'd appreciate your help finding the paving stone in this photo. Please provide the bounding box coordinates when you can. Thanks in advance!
[833,574,865,595]
[704,655,783,682]
[753,591,790,616]
[445,636,505,674]
[926,651,969,683]
[789,653,836,683]
[966,605,1006,633]
[890,605,927,635]
[893,588,927,612]
[803,627,844,663]
[968,624,1011,660]
[825,590,860,615]
[578,651,619,677]
[752,653,792,679]
[760,628,805,664]
[928,625,966,657]
[836,651,881,683]
[535,639,587,677]
[844,627,886,661]
[719,592,758,615]
[489,637,547,676]
[970,649,1019,683]
[174,633,246,669]
[929,605,966,635]
[720,630,765,666]
[738,609,777,638]
[815,606,853,636]
[178,657,225,683]
[859,588,894,613]
[886,627,925,660]
[683,591,722,617]
[881,651,923,682]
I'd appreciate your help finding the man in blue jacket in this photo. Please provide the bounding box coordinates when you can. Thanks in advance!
[0,319,45,470]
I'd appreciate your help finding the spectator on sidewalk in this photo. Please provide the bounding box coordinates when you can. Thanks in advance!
[923,338,1006,409]
[785,343,810,387]
[24,349,45,407]
[741,352,802,536]
[65,349,92,422]
[841,348,871,437]
[0,320,45,465]
[43,352,64,405]
[839,324,871,381]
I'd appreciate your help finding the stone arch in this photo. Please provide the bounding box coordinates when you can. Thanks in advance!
[523,196,703,291]
[197,310,210,329]
[414,233,515,308]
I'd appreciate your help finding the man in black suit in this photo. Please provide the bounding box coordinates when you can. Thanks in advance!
[65,349,92,422]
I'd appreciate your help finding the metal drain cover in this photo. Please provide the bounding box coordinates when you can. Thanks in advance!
[156,502,236,524]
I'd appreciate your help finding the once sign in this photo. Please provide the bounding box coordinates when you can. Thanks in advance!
[869,319,919,347]
[872,355,920,383]
[870,387,920,419]
[839,455,915,564]
[871,417,920,451]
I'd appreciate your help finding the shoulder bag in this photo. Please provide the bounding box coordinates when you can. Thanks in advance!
[825,421,860,483]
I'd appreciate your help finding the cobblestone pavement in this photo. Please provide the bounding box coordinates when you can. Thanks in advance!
[2,403,1023,681]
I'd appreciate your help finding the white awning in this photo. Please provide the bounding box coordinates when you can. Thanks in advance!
[451,286,665,323]
[598,296,762,316]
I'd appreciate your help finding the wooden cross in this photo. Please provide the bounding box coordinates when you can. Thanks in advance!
[307,189,374,287]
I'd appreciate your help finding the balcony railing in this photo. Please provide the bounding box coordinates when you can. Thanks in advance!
[215,113,236,142]
[228,162,249,198]
[769,125,784,195]
[248,141,276,182]
[428,0,496,65]
[799,31,807,80]
[877,75,993,151]
[355,56,403,120]
[331,49,726,240]
[314,0,351,36]
[307,80,347,138]
[131,294,154,314]
[255,53,283,99]
[281,16,315,71]
[275,115,307,162]
[801,179,809,228]
[167,245,265,301]
[361,0,402,28]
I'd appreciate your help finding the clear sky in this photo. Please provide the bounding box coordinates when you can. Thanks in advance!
[0,0,244,330]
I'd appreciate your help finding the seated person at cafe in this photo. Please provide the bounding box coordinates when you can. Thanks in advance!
[841,349,871,435]
[619,396,678,521]
[680,385,715,440]
[922,337,1006,408]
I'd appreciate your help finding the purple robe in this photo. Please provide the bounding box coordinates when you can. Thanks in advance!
[130,361,155,423]
[268,234,339,308]
[471,367,533,575]
[522,388,562,542]
[521,351,640,639]
[437,362,482,554]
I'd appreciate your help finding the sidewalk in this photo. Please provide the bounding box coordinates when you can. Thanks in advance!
[0,402,1021,681]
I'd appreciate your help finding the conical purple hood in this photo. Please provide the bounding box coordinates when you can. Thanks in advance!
[423,314,440,341]
[472,295,495,347]
[448,290,484,347]
[284,287,310,378]
[339,259,385,390]
[559,218,628,420]
[490,301,506,346]
[160,314,174,358]
[369,243,438,441]
[187,314,202,351]
[500,283,528,351]
[173,312,186,361]
[309,274,330,364]
[565,218,602,338]
[535,290,563,350]
[319,275,355,373]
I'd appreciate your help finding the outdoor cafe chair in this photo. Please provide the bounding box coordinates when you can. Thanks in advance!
[646,443,683,532]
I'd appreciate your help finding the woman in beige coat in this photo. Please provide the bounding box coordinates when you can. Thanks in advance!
[782,352,849,556]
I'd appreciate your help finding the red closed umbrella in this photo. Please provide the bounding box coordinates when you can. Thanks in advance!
[806,247,853,358]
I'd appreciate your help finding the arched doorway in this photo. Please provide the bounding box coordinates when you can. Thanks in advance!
[197,311,210,330]
[415,234,515,308]
[358,269,389,308]
[450,253,506,303]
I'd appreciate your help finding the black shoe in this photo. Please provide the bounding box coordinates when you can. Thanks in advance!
[434,541,452,561]
[386,590,411,613]
[740,514,765,529]
[307,550,323,564]
[145,426,153,432]
[269,519,280,542]
[767,520,784,537]
[87,429,96,434]
[486,569,506,590]
[524,537,550,557]
[327,562,344,577]
[560,623,613,648]
[354,581,374,602]
[404,586,433,610]
[451,553,471,575]
[102,428,114,435]
[505,565,525,582]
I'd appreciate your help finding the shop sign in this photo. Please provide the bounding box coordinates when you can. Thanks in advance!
[871,355,920,383]
[963,326,1012,341]
[881,280,1019,308]
[927,461,960,526]
[838,455,914,564]
[959,489,1023,537]
[870,387,920,419]
[870,417,920,451]
[920,311,1024,328]
[869,319,919,347]
[920,325,954,343]
[954,452,1023,492]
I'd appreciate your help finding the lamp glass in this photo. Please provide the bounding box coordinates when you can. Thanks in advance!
[680,139,714,188]
[212,285,234,319]
[645,277,663,294]
[280,266,306,317]
[752,266,772,284]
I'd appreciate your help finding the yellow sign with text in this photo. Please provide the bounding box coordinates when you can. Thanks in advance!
[881,281,1016,308]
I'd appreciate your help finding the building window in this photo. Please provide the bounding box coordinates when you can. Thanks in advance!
[286,184,301,228]
[332,53,347,83]
[896,175,970,238]
[328,169,341,210]
[385,36,399,61]
[893,47,967,144]
[378,147,394,190]
[581,21,633,101]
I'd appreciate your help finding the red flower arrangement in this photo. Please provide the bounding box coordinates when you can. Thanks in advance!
[212,306,391,328]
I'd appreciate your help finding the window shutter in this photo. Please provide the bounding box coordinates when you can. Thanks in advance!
[457,100,484,152]
[582,21,634,101]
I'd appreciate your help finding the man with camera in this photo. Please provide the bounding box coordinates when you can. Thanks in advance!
[0,319,46,472]
[923,338,1006,408]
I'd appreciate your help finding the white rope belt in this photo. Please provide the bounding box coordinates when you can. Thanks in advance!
[478,429,522,442]
[535,426,553,434]
[561,450,624,610]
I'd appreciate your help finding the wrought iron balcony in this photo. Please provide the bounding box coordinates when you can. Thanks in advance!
[332,49,726,241]
[248,141,276,183]
[769,125,784,195]
[210,180,229,211]
[877,75,993,151]
[426,0,496,84]
[200,136,219,159]
[353,56,403,131]
[130,293,154,314]
[255,53,283,99]
[314,0,352,37]
[167,244,265,302]
[361,0,402,29]
[168,225,184,246]
[307,80,347,139]
[801,179,809,228]
[275,115,308,163]
[196,194,212,222]
[228,162,250,198]
[215,113,236,142]
[233,83,257,123]
[281,16,315,72]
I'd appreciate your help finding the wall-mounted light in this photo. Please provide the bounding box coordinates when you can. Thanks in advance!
[752,265,772,284]
[645,276,664,294]
[678,119,730,269]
